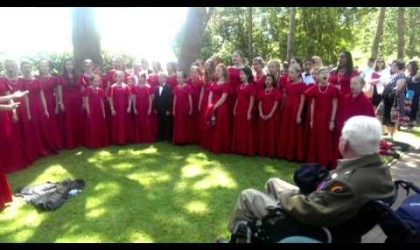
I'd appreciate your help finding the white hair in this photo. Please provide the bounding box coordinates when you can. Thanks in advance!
[341,116,382,155]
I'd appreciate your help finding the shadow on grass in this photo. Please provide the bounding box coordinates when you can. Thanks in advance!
[2,142,297,243]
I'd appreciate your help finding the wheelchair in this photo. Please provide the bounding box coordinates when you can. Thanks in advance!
[227,179,420,243]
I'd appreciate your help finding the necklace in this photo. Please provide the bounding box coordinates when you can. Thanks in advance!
[265,87,273,95]
[318,85,329,94]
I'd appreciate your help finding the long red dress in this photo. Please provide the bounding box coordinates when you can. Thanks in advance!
[199,82,211,148]
[166,74,178,91]
[37,75,62,151]
[305,85,339,168]
[132,84,155,143]
[172,84,193,145]
[203,82,231,154]
[257,87,282,158]
[9,78,37,163]
[0,173,12,211]
[84,86,109,148]
[227,67,241,112]
[186,78,202,144]
[328,69,359,96]
[57,75,85,149]
[0,79,31,173]
[301,82,316,162]
[277,81,307,161]
[26,79,54,156]
[108,83,131,145]
[231,84,256,155]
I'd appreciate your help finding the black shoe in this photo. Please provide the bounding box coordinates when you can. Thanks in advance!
[216,237,229,243]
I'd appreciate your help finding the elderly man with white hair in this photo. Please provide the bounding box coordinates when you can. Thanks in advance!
[221,116,394,243]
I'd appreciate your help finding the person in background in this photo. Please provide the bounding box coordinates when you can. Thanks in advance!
[203,63,231,154]
[302,67,338,169]
[290,57,303,72]
[93,65,107,89]
[252,56,266,90]
[37,59,63,151]
[376,60,407,139]
[228,51,246,113]
[277,65,307,162]
[360,58,375,80]
[78,59,95,92]
[329,51,359,95]
[231,66,256,155]
[148,61,162,93]
[59,58,85,149]
[199,58,216,148]
[365,57,391,109]
[301,58,316,86]
[172,71,193,145]
[281,61,289,76]
[140,58,153,77]
[3,59,34,165]
[0,62,31,172]
[166,62,178,91]
[256,74,281,158]
[153,72,173,142]
[108,70,131,145]
[195,58,205,77]
[186,65,202,144]
[83,74,109,148]
[335,76,375,167]
[405,60,419,129]
[312,56,323,68]
[1,91,28,212]
[266,60,281,89]
[132,73,154,143]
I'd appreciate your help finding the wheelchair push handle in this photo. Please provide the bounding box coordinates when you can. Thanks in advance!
[394,180,420,196]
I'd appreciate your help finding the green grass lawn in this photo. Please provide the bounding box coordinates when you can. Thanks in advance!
[0,142,297,243]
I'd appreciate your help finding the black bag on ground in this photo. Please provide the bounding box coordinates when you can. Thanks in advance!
[14,178,85,211]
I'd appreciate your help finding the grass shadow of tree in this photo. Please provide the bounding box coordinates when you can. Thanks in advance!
[2,142,297,242]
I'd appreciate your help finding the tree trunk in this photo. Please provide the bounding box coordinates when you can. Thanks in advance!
[407,8,416,59]
[178,7,214,75]
[286,7,296,62]
[397,7,405,60]
[72,7,102,74]
[371,7,386,59]
[247,7,253,65]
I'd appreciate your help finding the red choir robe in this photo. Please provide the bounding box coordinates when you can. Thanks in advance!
[84,86,109,148]
[231,83,257,155]
[172,84,193,145]
[257,87,282,158]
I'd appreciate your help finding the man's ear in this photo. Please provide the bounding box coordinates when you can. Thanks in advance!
[343,139,351,152]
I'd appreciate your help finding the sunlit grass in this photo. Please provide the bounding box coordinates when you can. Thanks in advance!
[0,142,297,243]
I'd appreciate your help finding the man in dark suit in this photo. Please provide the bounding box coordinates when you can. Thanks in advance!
[153,72,173,141]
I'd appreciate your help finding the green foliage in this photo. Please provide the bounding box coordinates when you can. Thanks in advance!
[1,143,296,242]
[0,50,137,76]
[174,7,420,68]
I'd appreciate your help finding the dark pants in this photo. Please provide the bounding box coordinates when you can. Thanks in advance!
[157,113,173,142]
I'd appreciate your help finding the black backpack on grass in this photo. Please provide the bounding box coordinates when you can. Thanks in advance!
[14,179,85,211]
